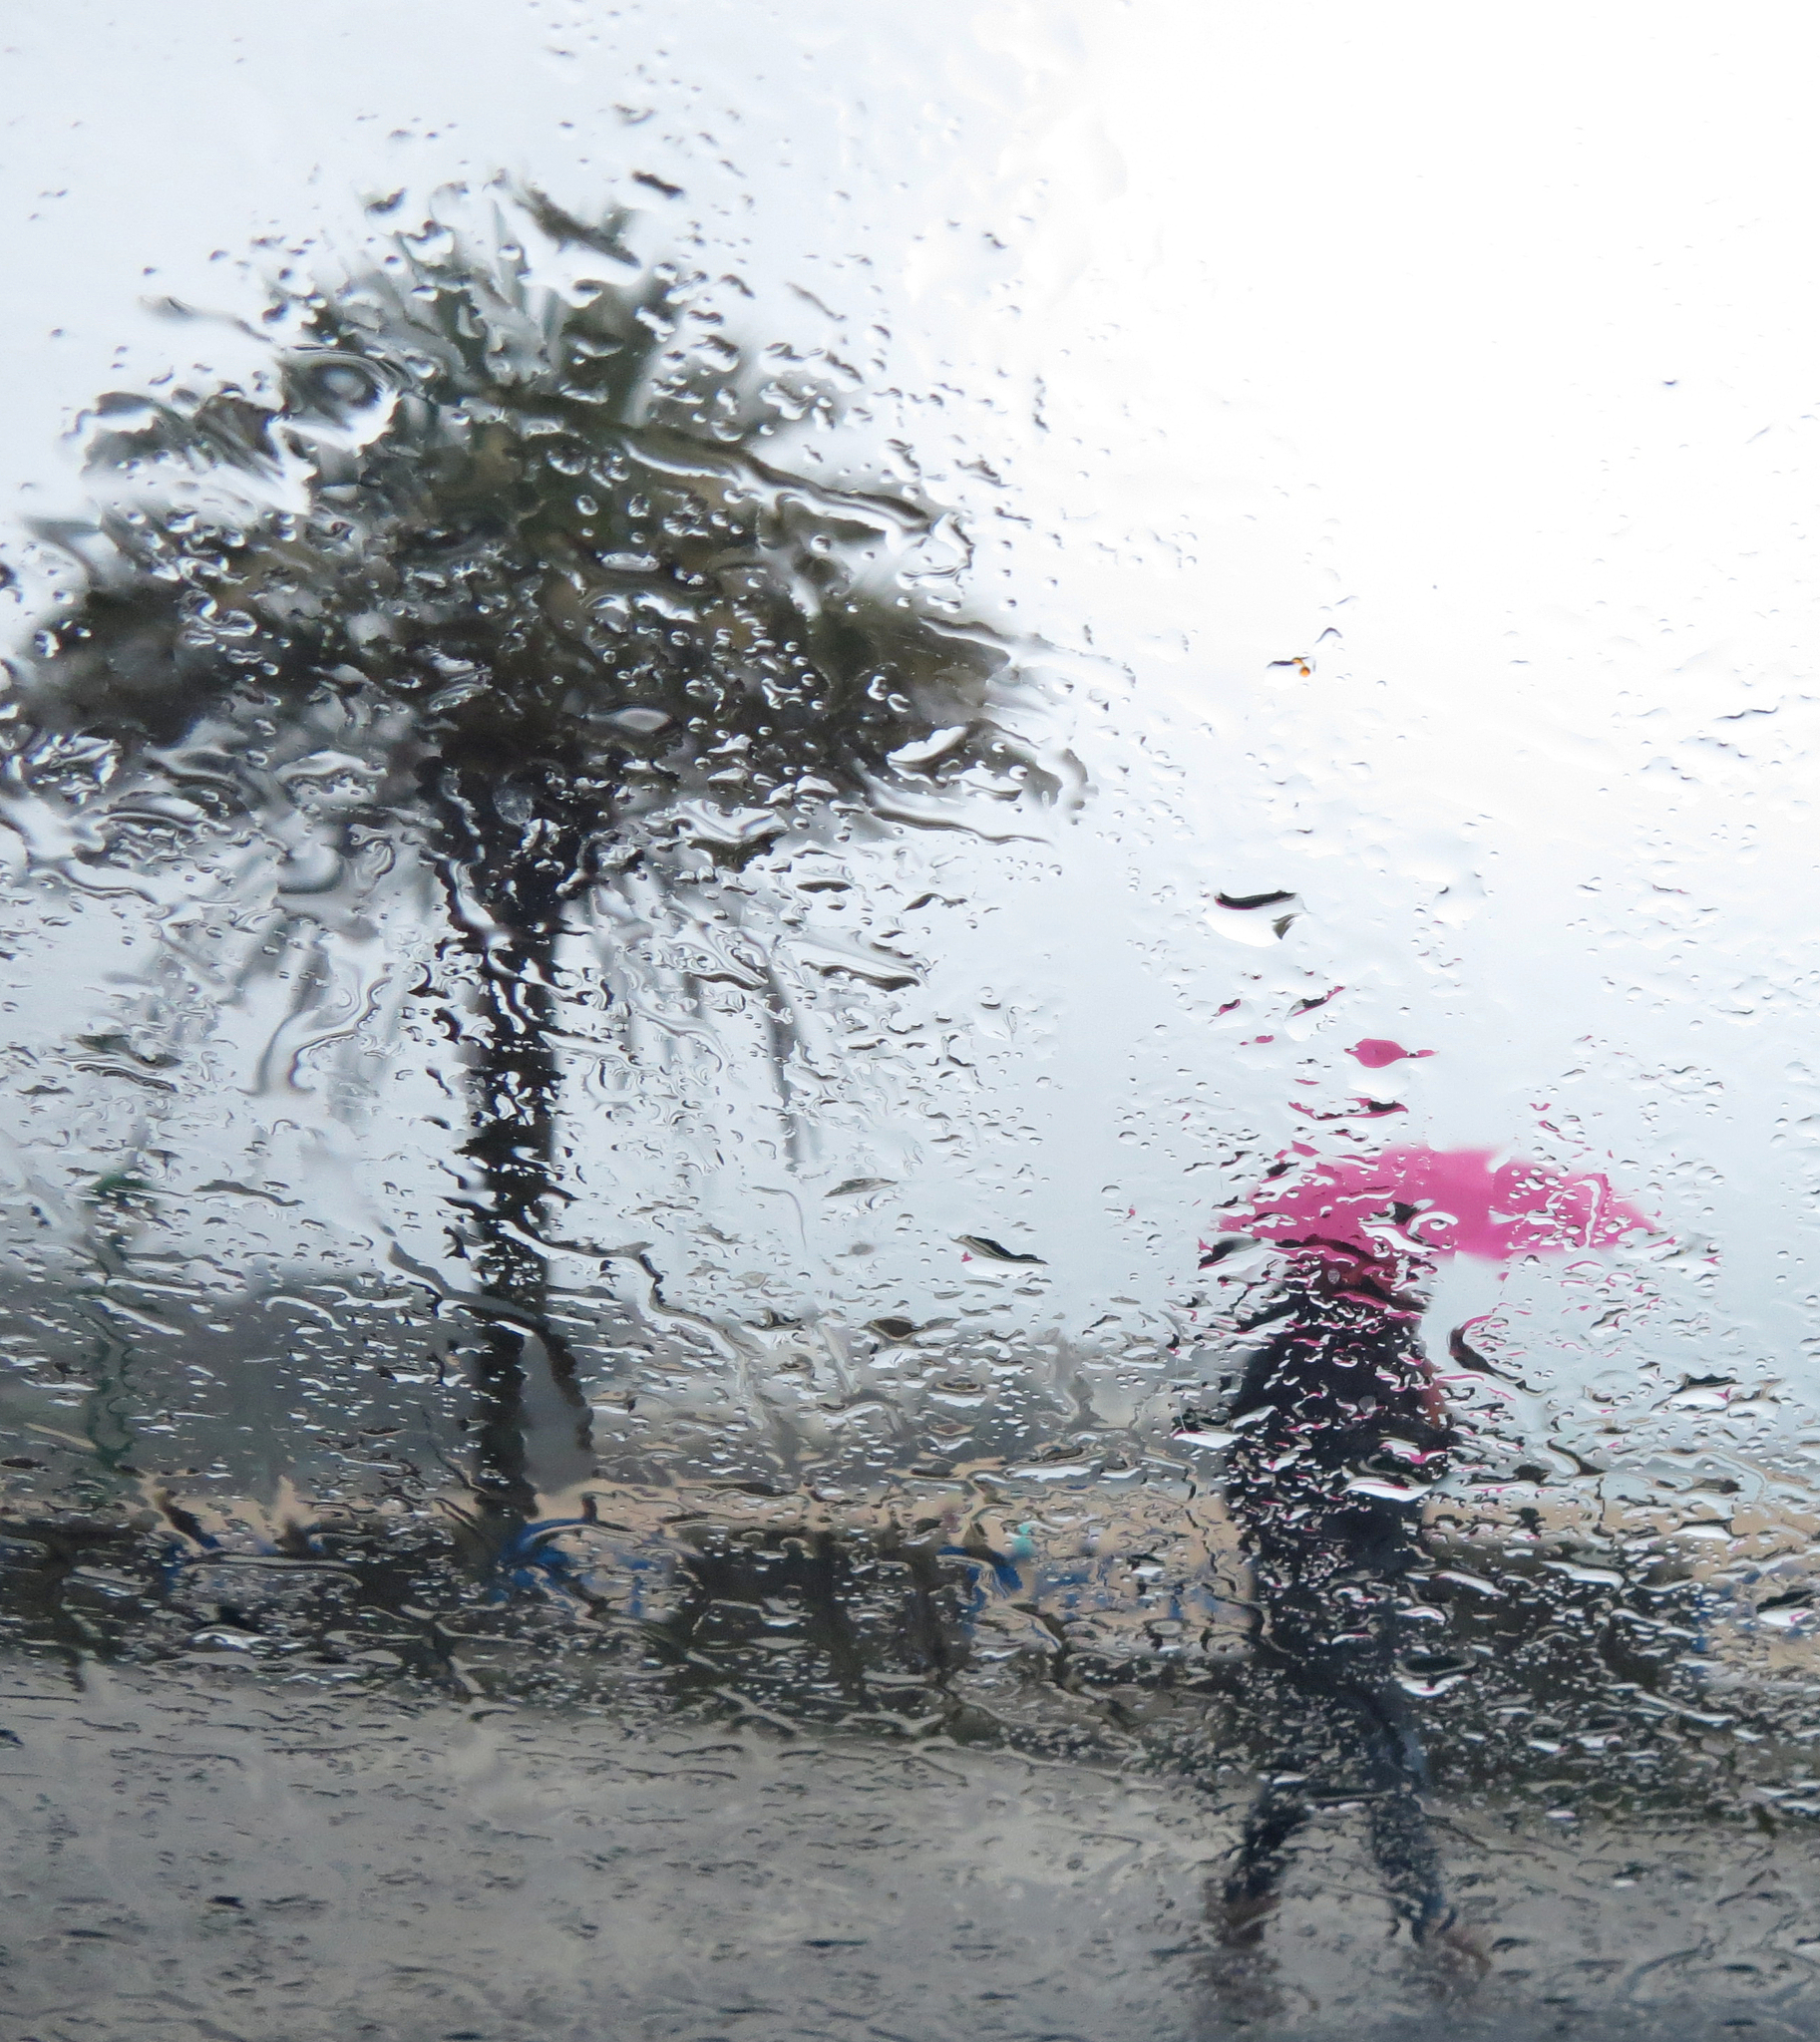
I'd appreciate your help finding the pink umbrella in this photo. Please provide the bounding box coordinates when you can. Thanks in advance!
[1222,1144,1651,1272]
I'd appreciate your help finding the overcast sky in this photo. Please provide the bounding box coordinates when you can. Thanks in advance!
[5,3,1820,1440]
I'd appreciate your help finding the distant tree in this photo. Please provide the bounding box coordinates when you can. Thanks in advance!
[6,190,1061,1548]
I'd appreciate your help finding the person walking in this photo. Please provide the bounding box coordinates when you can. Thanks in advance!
[1205,1142,1646,1974]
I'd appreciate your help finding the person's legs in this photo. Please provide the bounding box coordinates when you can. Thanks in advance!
[1218,1781,1311,1940]
[1364,1781,1450,1938]
[1328,1670,1444,1937]
[1353,1680,1488,1971]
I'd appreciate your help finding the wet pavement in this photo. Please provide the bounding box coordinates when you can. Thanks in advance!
[3,1650,1818,2042]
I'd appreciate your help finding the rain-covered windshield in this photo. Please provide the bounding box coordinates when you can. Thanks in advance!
[5,8,1820,2039]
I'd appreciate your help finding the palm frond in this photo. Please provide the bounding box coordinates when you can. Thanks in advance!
[10,189,1050,876]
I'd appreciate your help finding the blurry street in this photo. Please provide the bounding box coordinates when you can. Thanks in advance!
[3,1651,1818,2042]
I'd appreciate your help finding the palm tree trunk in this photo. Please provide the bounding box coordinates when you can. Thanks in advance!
[430,774,596,1548]
[460,927,595,1529]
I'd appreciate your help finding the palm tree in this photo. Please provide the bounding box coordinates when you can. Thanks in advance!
[6,189,1062,1549]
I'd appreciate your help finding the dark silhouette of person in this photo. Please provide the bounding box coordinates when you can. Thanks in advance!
[1211,1240,1463,1949]
[1198,1142,1645,1989]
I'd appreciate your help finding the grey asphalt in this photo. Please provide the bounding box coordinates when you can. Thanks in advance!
[0,1651,1815,2042]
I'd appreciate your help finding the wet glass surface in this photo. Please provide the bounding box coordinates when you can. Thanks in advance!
[5,7,1820,2037]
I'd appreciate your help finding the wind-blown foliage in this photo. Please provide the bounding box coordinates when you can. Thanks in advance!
[14,192,1057,866]
[6,189,1065,1542]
